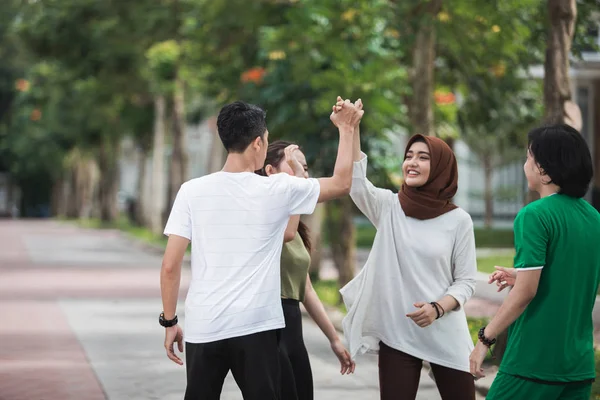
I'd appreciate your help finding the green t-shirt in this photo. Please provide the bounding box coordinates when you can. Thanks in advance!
[280,233,311,302]
[500,194,600,382]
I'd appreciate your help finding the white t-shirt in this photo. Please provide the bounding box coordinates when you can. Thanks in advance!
[341,153,477,373]
[164,171,320,343]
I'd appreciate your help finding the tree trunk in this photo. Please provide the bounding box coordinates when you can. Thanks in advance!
[73,157,97,219]
[65,167,78,219]
[526,0,577,205]
[82,158,99,219]
[150,95,166,234]
[207,118,227,173]
[305,203,325,281]
[408,0,442,136]
[52,177,68,218]
[543,0,577,124]
[73,161,85,219]
[167,71,189,212]
[135,146,149,226]
[325,197,356,299]
[483,155,494,228]
[97,137,120,223]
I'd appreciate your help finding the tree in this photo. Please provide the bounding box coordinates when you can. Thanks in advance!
[403,1,443,137]
[458,77,542,227]
[14,0,180,222]
[435,0,542,219]
[253,0,406,288]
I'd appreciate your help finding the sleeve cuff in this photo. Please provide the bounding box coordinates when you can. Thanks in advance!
[516,266,544,271]
[163,230,191,240]
[352,152,368,179]
[444,290,467,310]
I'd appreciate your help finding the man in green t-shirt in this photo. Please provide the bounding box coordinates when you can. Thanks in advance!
[469,124,600,399]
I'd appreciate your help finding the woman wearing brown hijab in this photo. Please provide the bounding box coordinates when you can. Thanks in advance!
[336,99,477,400]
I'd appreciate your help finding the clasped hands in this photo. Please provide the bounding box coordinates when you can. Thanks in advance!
[330,96,363,128]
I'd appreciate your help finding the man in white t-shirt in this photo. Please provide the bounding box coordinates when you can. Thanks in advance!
[159,99,363,399]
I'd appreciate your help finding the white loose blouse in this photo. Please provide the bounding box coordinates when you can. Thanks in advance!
[340,153,477,373]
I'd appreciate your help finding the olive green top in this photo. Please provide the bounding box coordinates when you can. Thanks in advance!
[280,233,311,302]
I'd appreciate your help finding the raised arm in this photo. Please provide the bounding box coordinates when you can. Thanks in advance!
[344,99,393,228]
[317,98,363,203]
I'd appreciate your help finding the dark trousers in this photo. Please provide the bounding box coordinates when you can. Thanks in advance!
[279,299,314,400]
[184,329,281,400]
[378,341,475,400]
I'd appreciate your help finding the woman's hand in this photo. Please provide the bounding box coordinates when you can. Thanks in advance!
[330,339,355,375]
[406,302,438,328]
[488,266,517,292]
[283,144,305,177]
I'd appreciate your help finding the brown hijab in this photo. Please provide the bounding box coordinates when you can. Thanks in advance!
[398,134,458,220]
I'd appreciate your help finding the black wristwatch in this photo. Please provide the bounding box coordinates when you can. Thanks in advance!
[159,312,178,328]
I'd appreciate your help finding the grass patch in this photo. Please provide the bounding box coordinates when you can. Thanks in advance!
[339,224,515,249]
[67,216,170,249]
[477,255,515,274]
[474,228,514,248]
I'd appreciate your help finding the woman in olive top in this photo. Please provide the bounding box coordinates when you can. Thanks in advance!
[257,140,355,400]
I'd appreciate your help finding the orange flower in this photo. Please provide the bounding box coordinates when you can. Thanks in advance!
[30,109,42,121]
[15,79,30,92]
[241,67,267,83]
[434,91,456,105]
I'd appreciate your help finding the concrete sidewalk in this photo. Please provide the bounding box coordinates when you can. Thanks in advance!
[0,220,444,399]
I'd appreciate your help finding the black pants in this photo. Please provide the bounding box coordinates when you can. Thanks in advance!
[378,341,475,400]
[184,329,281,400]
[279,299,314,400]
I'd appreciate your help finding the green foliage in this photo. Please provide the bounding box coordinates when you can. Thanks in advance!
[245,0,407,187]
[2,0,600,217]
[145,40,181,92]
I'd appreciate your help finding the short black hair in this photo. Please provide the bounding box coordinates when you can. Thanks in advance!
[528,124,593,198]
[216,101,267,153]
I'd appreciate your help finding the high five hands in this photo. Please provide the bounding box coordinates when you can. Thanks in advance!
[330,96,364,129]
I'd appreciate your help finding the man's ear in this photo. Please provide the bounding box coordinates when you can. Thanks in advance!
[252,136,262,152]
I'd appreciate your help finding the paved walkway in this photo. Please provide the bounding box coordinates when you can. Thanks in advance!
[0,220,461,400]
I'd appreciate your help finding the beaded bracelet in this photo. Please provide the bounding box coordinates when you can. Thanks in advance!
[478,326,497,347]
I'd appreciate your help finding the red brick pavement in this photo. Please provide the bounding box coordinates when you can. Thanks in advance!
[0,301,106,400]
[0,220,188,400]
[0,221,107,400]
